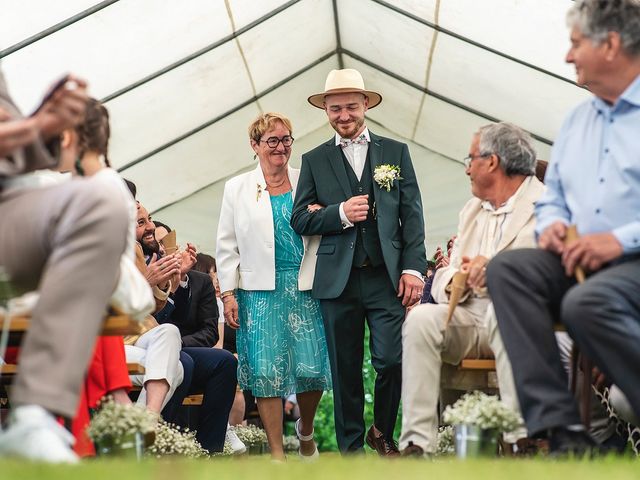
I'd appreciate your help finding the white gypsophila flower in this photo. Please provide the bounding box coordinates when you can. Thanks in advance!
[233,424,267,446]
[87,397,156,443]
[146,420,209,459]
[283,435,300,452]
[442,391,522,432]
[436,425,455,456]
[373,164,402,192]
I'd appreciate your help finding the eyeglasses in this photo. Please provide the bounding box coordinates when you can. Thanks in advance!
[463,153,491,169]
[260,135,294,148]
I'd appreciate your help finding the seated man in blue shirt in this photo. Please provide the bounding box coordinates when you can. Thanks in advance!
[487,0,640,456]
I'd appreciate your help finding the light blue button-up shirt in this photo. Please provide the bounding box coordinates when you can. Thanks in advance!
[535,74,640,253]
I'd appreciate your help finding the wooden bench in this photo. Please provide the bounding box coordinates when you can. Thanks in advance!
[128,385,204,406]
[0,313,142,346]
[1,362,145,383]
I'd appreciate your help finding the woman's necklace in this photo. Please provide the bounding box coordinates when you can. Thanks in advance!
[265,176,287,189]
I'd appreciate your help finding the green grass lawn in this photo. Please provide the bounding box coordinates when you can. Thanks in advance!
[1,455,639,480]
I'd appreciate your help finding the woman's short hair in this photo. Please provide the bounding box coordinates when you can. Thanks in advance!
[476,122,537,177]
[248,113,293,143]
[567,0,640,56]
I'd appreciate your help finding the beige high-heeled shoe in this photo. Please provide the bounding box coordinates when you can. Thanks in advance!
[295,418,319,461]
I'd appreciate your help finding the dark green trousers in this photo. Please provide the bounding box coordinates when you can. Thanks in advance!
[320,265,405,452]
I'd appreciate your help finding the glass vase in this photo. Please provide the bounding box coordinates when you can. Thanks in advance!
[453,424,498,458]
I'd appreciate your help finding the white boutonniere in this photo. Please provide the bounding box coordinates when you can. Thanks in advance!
[373,164,402,192]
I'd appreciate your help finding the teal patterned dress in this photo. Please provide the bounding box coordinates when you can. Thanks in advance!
[236,191,332,397]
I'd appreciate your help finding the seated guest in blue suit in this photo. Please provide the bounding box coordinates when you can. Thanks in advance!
[135,204,237,453]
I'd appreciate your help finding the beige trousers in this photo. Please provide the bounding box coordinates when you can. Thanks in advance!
[126,323,184,410]
[0,177,129,417]
[399,297,525,453]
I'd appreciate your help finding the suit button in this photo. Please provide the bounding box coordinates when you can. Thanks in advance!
[349,242,354,249]
[358,187,363,193]
[362,227,366,233]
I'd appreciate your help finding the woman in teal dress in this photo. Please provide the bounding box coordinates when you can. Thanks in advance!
[216,113,331,461]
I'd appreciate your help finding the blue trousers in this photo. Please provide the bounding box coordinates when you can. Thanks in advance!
[162,348,237,452]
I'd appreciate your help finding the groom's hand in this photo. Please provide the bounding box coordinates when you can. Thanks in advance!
[343,195,369,223]
[397,273,424,307]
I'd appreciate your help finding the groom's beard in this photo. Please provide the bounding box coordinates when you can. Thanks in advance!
[330,116,365,140]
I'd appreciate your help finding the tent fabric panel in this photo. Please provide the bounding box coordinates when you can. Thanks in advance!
[338,0,436,88]
[2,0,233,113]
[342,57,423,141]
[237,0,336,94]
[0,0,99,51]
[429,33,591,141]
[226,0,291,31]
[124,104,261,214]
[414,94,552,166]
[436,0,576,80]
[106,40,254,169]
[381,0,438,23]
[257,57,341,141]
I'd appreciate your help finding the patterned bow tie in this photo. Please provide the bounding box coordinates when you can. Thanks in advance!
[339,134,368,148]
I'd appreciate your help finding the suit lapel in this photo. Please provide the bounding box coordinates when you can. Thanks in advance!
[325,139,352,198]
[368,132,384,207]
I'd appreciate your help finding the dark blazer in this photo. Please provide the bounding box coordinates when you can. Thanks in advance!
[163,270,219,347]
[291,131,427,299]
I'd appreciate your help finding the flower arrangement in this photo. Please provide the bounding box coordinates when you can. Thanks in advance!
[373,164,402,192]
[146,420,209,459]
[88,397,208,459]
[283,434,300,452]
[442,391,521,433]
[436,425,455,456]
[211,441,235,457]
[233,424,267,446]
[87,398,156,446]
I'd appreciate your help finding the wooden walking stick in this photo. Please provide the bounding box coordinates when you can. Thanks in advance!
[565,225,586,283]
[564,224,592,428]
[445,265,469,327]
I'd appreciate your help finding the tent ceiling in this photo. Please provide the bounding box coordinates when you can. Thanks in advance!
[1,0,589,254]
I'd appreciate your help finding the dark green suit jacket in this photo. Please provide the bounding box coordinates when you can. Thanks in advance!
[291,131,427,299]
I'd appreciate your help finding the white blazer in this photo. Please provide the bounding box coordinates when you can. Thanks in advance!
[216,164,320,292]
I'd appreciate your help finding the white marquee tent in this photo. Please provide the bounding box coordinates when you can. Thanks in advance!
[1,0,590,255]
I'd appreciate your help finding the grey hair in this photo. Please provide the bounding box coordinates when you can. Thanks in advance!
[476,122,536,177]
[567,0,640,56]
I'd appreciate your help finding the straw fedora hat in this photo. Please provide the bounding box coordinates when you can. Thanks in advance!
[308,69,382,109]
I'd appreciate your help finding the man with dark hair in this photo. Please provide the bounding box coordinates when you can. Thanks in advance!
[136,206,237,452]
[487,0,640,455]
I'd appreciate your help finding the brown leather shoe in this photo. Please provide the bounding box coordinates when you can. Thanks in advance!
[365,425,400,457]
[401,441,425,458]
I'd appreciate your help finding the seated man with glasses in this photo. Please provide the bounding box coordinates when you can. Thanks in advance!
[399,122,545,457]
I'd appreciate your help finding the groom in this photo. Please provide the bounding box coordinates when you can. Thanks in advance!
[291,69,426,455]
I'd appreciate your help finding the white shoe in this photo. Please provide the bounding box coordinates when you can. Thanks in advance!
[225,424,246,455]
[0,405,78,463]
[295,418,319,461]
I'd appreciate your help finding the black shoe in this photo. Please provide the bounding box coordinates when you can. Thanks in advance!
[548,427,600,458]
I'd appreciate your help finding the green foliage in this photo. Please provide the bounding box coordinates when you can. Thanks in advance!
[314,327,402,452]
